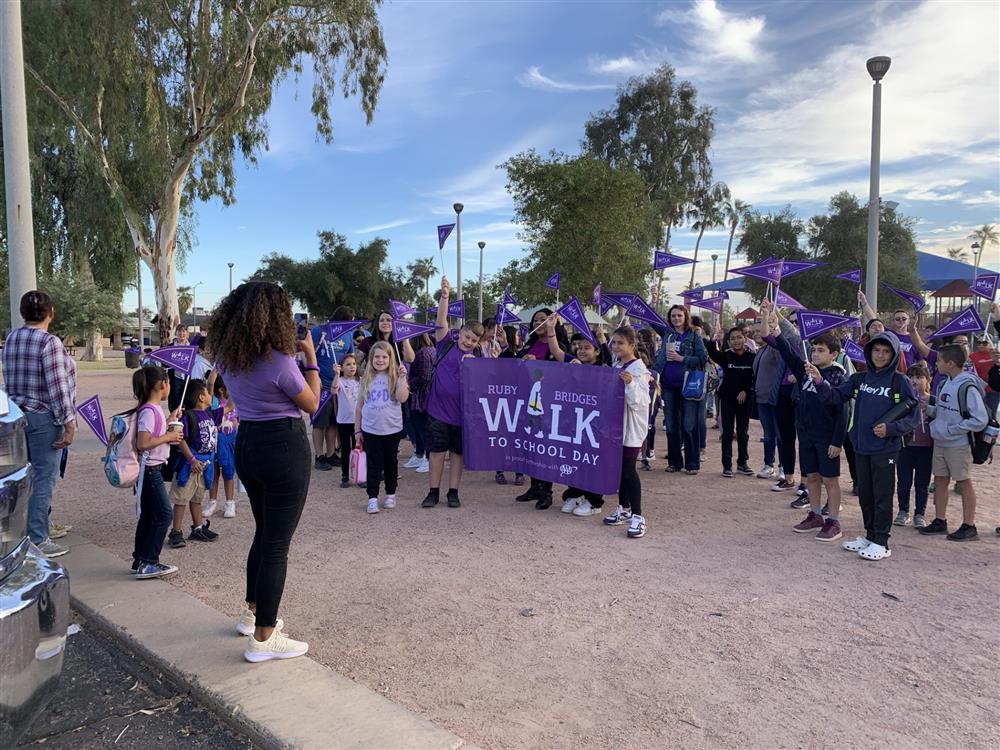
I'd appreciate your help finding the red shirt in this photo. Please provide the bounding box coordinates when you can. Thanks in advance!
[970,351,995,393]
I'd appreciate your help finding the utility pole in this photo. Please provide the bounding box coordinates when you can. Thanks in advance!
[136,260,144,346]
[477,241,486,321]
[864,56,891,312]
[454,203,464,300]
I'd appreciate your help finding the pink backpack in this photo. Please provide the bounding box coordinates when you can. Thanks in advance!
[104,404,162,488]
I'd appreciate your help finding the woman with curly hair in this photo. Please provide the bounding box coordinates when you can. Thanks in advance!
[207,282,321,663]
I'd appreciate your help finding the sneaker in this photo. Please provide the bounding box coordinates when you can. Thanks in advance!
[561,496,581,514]
[790,495,810,510]
[244,629,309,663]
[515,488,539,503]
[49,523,72,540]
[513,473,525,486]
[722,468,734,478]
[236,610,284,637]
[756,465,775,479]
[447,491,461,508]
[917,518,948,535]
[495,471,508,485]
[850,483,858,496]
[737,464,755,477]
[314,456,331,471]
[841,536,871,552]
[685,468,699,475]
[367,498,380,514]
[626,514,647,538]
[603,505,632,526]
[189,523,218,542]
[858,542,891,561]
[946,523,978,541]
[384,495,396,509]
[792,511,825,533]
[134,562,178,580]
[572,499,602,517]
[404,455,423,469]
[36,538,68,558]
[815,518,843,542]
[223,501,236,518]
[820,503,829,516]
[168,529,187,548]
[913,514,927,529]
[535,494,553,510]
[421,491,439,508]
[416,458,430,473]
[640,458,652,471]
[644,450,655,461]
[893,511,909,527]
[772,478,796,492]
[203,499,218,517]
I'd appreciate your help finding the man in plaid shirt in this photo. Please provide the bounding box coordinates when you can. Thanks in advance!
[2,291,77,558]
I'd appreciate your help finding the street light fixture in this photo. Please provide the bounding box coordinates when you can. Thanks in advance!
[453,203,464,301]
[477,241,486,321]
[711,253,719,285]
[228,262,234,292]
[864,55,891,312]
[192,281,203,327]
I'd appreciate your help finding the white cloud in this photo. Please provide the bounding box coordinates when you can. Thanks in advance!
[657,0,766,64]
[962,190,1000,206]
[517,66,617,92]
[589,51,662,76]
[353,218,413,234]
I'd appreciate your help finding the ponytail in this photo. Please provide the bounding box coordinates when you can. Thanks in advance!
[127,366,168,413]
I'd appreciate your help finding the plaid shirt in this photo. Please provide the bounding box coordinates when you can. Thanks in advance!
[2,326,77,425]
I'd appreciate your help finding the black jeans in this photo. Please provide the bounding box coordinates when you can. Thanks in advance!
[856,451,897,548]
[337,423,356,482]
[362,431,403,499]
[776,389,797,476]
[844,434,857,484]
[619,455,642,516]
[719,396,751,470]
[409,409,429,458]
[896,445,932,515]
[132,465,172,565]
[236,417,311,629]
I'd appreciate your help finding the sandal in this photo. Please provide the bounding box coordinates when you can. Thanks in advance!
[858,542,891,561]
[841,536,870,552]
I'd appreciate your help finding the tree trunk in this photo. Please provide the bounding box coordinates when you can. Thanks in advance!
[143,156,192,342]
[723,221,737,278]
[83,329,104,361]
[689,224,707,288]
[111,327,123,349]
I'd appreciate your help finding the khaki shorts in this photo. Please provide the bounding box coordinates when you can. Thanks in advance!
[170,471,207,506]
[932,444,972,483]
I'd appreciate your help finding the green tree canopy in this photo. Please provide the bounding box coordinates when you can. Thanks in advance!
[42,273,125,343]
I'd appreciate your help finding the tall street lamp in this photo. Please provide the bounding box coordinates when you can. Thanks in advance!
[477,241,486,321]
[192,281,203,327]
[711,253,719,285]
[454,203,464,300]
[228,262,234,292]
[864,55,891,312]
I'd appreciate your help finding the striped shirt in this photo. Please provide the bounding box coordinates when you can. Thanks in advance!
[2,326,77,424]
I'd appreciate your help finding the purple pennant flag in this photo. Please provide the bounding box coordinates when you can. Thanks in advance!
[148,345,198,376]
[502,287,518,307]
[392,319,438,342]
[774,289,806,310]
[928,305,985,339]
[545,272,561,291]
[556,297,597,347]
[690,295,725,314]
[326,320,368,343]
[834,269,863,285]
[842,338,866,364]
[630,319,648,331]
[797,310,857,340]
[495,304,523,327]
[971,272,999,301]
[437,223,455,249]
[518,324,529,341]
[625,296,668,329]
[592,282,602,307]
[76,395,108,446]
[427,299,465,319]
[599,297,616,317]
[653,251,696,271]
[679,288,705,301]
[778,260,824,280]
[389,300,418,319]
[310,388,333,426]
[881,282,926,313]
[602,291,637,310]
[731,260,784,284]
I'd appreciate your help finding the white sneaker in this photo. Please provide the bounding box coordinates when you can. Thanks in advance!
[841,536,870,552]
[561,497,580,514]
[416,458,430,473]
[572,499,603,517]
[858,542,892,561]
[223,501,236,518]
[236,609,284,637]
[756,465,775,479]
[367,498,380,514]
[384,495,397,509]
[627,514,647,538]
[36,539,68,558]
[244,629,308,663]
[49,523,72,540]
[203,500,218,517]
[403,455,423,469]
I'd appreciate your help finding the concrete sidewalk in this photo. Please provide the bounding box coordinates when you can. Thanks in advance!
[60,533,474,750]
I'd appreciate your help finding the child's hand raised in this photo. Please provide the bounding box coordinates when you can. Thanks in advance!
[441,277,451,297]
[803,362,822,384]
[397,365,408,379]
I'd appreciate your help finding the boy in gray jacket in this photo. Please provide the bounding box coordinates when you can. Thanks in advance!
[917,344,989,541]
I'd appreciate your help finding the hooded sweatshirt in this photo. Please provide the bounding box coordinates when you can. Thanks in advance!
[815,331,920,455]
[927,371,989,449]
[617,358,651,448]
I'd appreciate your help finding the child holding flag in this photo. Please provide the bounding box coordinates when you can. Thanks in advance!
[334,354,361,489]
[167,380,221,547]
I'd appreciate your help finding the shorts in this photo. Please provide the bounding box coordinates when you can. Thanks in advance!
[311,391,336,429]
[798,434,841,478]
[427,415,463,455]
[217,431,237,481]
[170,470,207,506]
[932,444,972,482]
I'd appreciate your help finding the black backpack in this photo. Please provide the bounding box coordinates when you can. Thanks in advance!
[956,379,997,465]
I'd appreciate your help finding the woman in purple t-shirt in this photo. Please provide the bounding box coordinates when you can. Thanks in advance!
[208,282,321,664]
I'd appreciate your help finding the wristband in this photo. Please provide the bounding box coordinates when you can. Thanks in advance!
[303,365,320,373]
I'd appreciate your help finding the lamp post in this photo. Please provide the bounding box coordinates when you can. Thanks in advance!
[864,55,891,312]
[477,241,486,321]
[711,253,719,285]
[228,262,234,292]
[454,203,464,300]
[192,281,203,328]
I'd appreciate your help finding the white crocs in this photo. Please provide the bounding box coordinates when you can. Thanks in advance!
[858,542,891,561]
[841,536,870,552]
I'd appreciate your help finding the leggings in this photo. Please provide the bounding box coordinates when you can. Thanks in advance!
[236,418,311,629]
[337,423,356,482]
[409,409,429,458]
[646,396,661,455]
[896,445,932,515]
[362,431,403,499]
[619,451,642,516]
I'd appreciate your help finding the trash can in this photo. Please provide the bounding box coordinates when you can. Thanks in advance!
[124,350,140,369]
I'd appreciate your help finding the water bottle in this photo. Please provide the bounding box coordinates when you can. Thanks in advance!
[984,423,999,445]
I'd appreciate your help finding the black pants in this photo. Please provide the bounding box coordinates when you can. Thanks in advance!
[337,423,356,482]
[896,445,932,515]
[619,456,642,516]
[528,477,553,497]
[565,486,604,509]
[855,451,897,548]
[844,434,857,484]
[362,431,403,499]
[776,391,797,476]
[236,418,311,629]
[132,465,172,565]
[719,396,751,470]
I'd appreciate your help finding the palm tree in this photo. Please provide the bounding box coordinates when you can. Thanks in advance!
[968,223,998,272]
[407,257,438,322]
[946,247,970,263]
[177,286,193,317]
[687,182,730,288]
[721,196,752,279]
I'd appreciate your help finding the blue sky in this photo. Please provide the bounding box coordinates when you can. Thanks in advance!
[126,0,1000,314]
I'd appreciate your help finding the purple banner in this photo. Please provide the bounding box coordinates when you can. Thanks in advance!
[797,310,857,340]
[148,345,198,376]
[834,269,863,284]
[653,251,695,270]
[76,395,108,446]
[679,288,705,301]
[690,295,725,314]
[842,338,866,364]
[545,272,561,290]
[310,388,333,426]
[389,300,418,319]
[427,299,466,318]
[731,260,784,284]
[557,297,596,347]
[774,289,806,310]
[437,223,455,249]
[392,319,438,342]
[881,282,926,313]
[592,282,602,307]
[971,272,999,301]
[503,287,519,307]
[495,304,523,326]
[929,305,985,339]
[625,296,668,329]
[461,358,624,494]
[778,260,824,279]
[325,320,368,343]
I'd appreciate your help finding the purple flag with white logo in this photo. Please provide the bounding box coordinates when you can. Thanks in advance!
[326,320,368,343]
[461,359,624,494]
[653,251,696,271]
[881,282,926,313]
[928,305,985,339]
[842,338,866,364]
[427,299,466,319]
[630,319,648,331]
[834,269,863,284]
[545,272,561,291]
[437,223,455,249]
[519,324,529,341]
[592,282,602,307]
[731,260,784,284]
[495,304,523,327]
[625,296,668,329]
[557,297,596,347]
[690,295,726,314]
[76,395,108,446]
[599,297,616,317]
[778,260,824,280]
[392,319,438,342]
[774,289,806,310]
[679,288,705,301]
[502,287,519,307]
[149,346,198,376]
[971,272,999,301]
[389,300,418,319]
[310,388,333,426]
[797,310,857,340]
[602,291,637,310]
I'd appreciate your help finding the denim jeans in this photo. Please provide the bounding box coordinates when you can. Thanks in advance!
[24,410,62,543]
[896,445,932,515]
[756,402,778,468]
[132,465,173,565]
[409,409,429,458]
[662,386,701,471]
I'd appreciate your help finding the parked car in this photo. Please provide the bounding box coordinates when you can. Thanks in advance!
[0,388,70,747]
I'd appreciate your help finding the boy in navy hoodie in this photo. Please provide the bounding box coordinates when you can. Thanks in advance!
[806,332,919,561]
[766,325,848,542]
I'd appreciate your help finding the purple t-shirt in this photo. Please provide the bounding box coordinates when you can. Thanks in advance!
[895,332,917,368]
[219,352,306,421]
[427,339,465,426]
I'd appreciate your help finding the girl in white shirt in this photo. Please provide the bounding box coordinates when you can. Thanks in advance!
[333,354,361,489]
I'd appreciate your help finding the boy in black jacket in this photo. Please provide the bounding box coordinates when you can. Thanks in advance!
[707,324,757,478]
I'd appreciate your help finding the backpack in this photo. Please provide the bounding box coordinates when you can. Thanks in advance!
[850,371,916,447]
[956,379,997,465]
[104,404,161,488]
[161,409,199,483]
